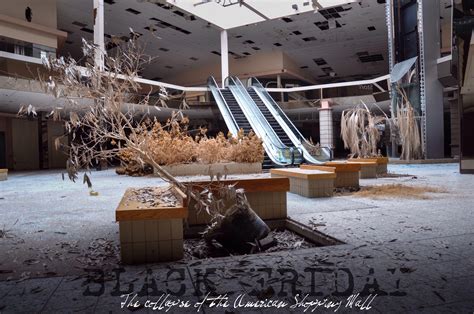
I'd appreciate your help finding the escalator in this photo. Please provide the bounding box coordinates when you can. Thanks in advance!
[208,77,296,168]
[248,77,332,164]
[247,88,293,147]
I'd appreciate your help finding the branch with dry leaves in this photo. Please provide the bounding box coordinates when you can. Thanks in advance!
[26,38,270,250]
[340,102,386,158]
[389,86,422,160]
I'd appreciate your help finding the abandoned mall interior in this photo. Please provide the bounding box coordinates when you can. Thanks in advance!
[0,0,473,312]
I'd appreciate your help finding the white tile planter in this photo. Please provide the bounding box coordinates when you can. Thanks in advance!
[154,162,261,177]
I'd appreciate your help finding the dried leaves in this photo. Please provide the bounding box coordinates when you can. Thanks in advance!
[127,187,178,208]
[390,87,422,160]
[341,103,385,158]
[356,184,446,199]
[119,122,264,172]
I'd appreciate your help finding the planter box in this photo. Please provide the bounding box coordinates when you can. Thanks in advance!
[116,186,187,264]
[154,162,261,177]
[347,160,377,179]
[301,162,360,189]
[271,168,336,198]
[0,169,7,181]
[184,177,289,225]
[349,157,388,175]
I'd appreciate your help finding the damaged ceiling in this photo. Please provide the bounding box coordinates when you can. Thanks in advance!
[57,0,388,85]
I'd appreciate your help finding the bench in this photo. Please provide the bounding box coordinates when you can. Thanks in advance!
[349,157,389,175]
[184,177,290,225]
[0,169,7,181]
[301,162,361,189]
[116,186,187,264]
[270,168,336,198]
[347,160,378,178]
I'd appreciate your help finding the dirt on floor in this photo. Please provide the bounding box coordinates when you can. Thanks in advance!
[355,183,447,199]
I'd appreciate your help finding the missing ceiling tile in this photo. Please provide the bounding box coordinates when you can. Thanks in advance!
[80,27,94,34]
[126,8,141,15]
[358,54,384,63]
[313,58,327,65]
[72,21,87,27]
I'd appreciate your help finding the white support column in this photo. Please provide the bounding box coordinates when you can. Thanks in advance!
[319,100,334,149]
[93,0,105,70]
[277,74,283,101]
[220,29,229,88]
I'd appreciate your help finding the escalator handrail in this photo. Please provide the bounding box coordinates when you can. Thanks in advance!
[226,76,292,166]
[230,77,290,151]
[207,76,239,136]
[249,77,332,161]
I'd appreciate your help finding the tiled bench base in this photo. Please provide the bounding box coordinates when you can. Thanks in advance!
[155,162,261,177]
[357,163,377,179]
[334,171,359,189]
[116,187,187,264]
[185,178,289,225]
[349,157,388,175]
[301,164,360,189]
[119,219,183,264]
[377,163,388,175]
[286,176,334,198]
[0,169,7,181]
[271,168,336,198]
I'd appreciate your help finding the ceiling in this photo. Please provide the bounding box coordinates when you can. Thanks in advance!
[57,0,389,85]
[166,0,357,30]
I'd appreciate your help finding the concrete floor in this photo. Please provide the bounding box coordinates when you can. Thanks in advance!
[0,164,473,313]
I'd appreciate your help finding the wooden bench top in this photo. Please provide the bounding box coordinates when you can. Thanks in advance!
[347,160,377,166]
[184,177,290,193]
[116,187,187,222]
[302,163,361,173]
[348,157,389,164]
[271,168,336,179]
[0,169,7,173]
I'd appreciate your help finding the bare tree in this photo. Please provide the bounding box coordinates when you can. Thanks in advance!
[31,38,269,250]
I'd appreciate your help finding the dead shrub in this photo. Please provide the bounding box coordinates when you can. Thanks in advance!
[196,132,230,164]
[227,129,265,163]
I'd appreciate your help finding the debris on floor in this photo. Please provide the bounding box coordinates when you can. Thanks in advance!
[356,183,446,199]
[127,186,178,207]
[183,229,315,260]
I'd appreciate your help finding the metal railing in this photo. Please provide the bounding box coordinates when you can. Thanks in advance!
[207,76,239,136]
[249,77,332,163]
[225,76,293,166]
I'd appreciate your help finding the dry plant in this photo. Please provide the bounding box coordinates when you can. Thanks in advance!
[356,184,446,199]
[119,125,264,172]
[226,129,265,163]
[303,137,322,156]
[196,132,229,164]
[340,103,386,158]
[390,87,422,160]
[28,38,269,250]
